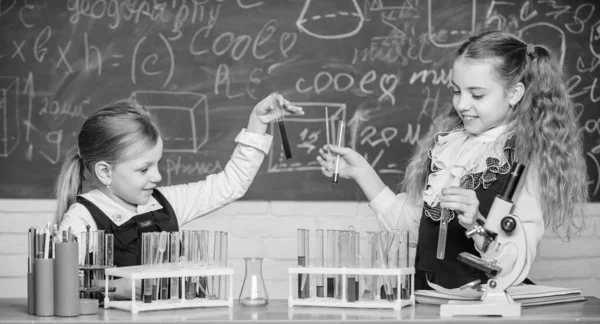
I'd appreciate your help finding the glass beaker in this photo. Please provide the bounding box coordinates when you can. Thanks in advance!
[239,257,268,306]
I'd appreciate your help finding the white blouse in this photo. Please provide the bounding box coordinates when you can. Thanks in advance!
[58,128,272,241]
[369,126,544,285]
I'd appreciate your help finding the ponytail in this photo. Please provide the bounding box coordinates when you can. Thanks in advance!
[54,148,84,224]
[514,42,588,239]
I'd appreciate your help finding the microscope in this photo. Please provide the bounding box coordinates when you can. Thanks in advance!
[441,163,528,317]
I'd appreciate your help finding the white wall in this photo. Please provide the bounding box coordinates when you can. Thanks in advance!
[1,199,598,299]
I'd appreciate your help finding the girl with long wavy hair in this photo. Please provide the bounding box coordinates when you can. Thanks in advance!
[317,30,588,290]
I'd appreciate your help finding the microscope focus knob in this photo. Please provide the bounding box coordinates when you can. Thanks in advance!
[501,216,516,233]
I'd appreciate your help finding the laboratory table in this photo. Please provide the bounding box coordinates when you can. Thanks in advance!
[1,297,599,323]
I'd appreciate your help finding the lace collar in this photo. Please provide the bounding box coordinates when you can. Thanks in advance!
[423,125,513,209]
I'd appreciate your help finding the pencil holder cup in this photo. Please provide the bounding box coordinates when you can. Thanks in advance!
[54,242,80,316]
[34,258,54,316]
[27,271,35,314]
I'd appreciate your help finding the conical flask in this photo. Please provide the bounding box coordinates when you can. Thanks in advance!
[239,257,268,306]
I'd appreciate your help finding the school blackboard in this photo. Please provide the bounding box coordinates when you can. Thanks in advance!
[1,0,599,201]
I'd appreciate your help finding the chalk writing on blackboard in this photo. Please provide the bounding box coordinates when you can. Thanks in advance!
[0,0,598,202]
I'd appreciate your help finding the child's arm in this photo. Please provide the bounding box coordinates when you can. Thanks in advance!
[162,93,303,226]
[369,188,422,244]
[315,143,421,241]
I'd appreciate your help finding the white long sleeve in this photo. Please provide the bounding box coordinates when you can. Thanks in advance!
[367,187,422,246]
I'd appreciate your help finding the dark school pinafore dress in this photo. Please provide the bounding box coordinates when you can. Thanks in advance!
[413,136,533,289]
[76,190,179,267]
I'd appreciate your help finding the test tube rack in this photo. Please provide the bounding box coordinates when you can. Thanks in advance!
[104,263,233,314]
[288,266,414,310]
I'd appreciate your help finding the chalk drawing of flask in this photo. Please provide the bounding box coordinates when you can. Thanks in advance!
[296,0,365,40]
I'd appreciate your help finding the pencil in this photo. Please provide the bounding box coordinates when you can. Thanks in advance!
[332,120,345,184]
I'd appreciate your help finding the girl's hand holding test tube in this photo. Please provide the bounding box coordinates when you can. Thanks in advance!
[247,92,304,134]
[316,144,387,200]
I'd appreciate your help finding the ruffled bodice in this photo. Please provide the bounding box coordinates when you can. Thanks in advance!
[422,126,514,222]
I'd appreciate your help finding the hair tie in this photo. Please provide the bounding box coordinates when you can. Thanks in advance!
[526,43,537,59]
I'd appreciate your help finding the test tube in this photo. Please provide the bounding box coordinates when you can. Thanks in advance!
[297,229,306,299]
[105,234,114,267]
[361,231,377,300]
[187,231,199,299]
[326,230,336,298]
[390,231,402,300]
[342,231,355,302]
[354,231,360,301]
[316,229,324,297]
[194,231,206,298]
[376,231,393,300]
[181,231,193,299]
[335,230,342,299]
[141,233,154,303]
[297,229,310,298]
[169,232,180,300]
[211,231,222,299]
[93,230,105,289]
[437,208,450,259]
[399,231,411,300]
[220,232,228,300]
[156,232,168,300]
[80,227,91,297]
[94,230,105,266]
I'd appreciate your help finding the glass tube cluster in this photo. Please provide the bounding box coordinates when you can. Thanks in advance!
[140,230,228,303]
[79,230,114,300]
[298,228,411,302]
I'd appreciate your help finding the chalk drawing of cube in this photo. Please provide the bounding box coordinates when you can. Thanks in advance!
[130,91,208,153]
[0,77,20,158]
[268,102,346,173]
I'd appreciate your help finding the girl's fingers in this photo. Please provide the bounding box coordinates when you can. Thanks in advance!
[440,201,467,212]
[316,155,334,171]
[283,103,304,115]
[325,144,348,156]
[320,166,333,177]
[457,214,475,228]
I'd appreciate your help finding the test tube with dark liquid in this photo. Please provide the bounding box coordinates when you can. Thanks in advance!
[316,229,324,297]
[141,233,153,303]
[297,229,310,298]
[353,231,360,301]
[326,230,336,298]
[342,231,355,302]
